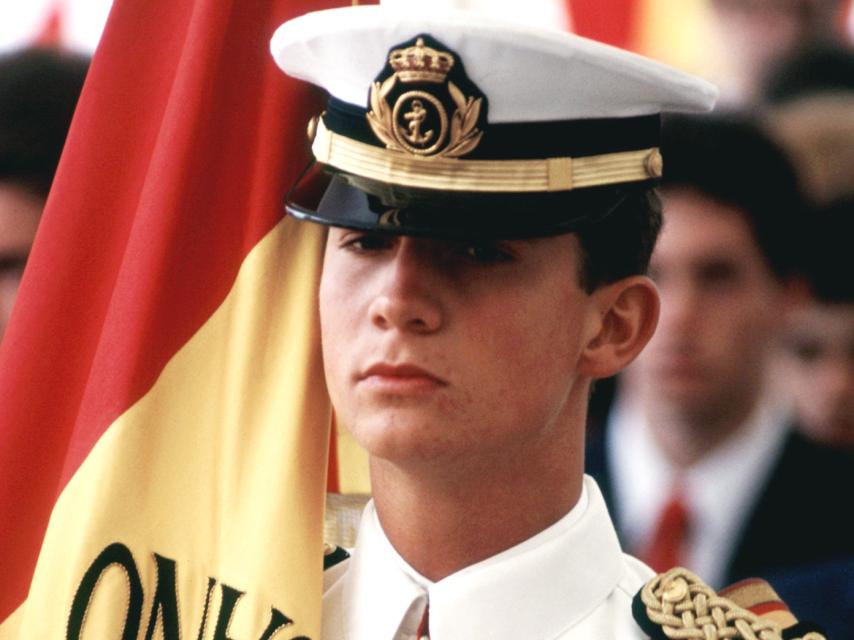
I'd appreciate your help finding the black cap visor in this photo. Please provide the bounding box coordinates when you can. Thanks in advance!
[286,162,654,240]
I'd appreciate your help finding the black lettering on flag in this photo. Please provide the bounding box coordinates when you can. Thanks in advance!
[67,543,310,640]
[213,584,243,640]
[213,586,309,640]
[67,542,143,640]
[257,608,295,640]
[143,553,180,640]
[196,577,217,640]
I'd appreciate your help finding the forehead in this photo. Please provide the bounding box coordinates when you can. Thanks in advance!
[655,187,766,266]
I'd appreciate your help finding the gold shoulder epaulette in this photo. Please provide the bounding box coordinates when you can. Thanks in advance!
[632,567,826,640]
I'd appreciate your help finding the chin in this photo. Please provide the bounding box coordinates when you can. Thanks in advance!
[345,410,456,463]
[655,384,722,416]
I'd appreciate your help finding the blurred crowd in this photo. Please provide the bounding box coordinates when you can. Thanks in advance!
[586,1,854,636]
[0,0,852,636]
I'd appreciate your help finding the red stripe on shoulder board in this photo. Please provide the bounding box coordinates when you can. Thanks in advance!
[748,602,790,616]
[0,0,341,620]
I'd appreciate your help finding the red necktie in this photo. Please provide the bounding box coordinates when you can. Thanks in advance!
[641,488,691,573]
[416,603,430,640]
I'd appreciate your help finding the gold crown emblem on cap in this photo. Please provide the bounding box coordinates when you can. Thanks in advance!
[389,37,454,84]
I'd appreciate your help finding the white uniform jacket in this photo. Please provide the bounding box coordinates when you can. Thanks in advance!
[322,475,654,639]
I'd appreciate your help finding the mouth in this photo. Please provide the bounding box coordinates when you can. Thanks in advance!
[358,362,447,393]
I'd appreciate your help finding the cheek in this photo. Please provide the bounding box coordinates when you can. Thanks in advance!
[465,286,583,414]
[318,262,358,401]
[725,298,780,352]
[696,286,780,350]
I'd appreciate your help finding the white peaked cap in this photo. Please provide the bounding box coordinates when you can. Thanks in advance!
[268,4,718,239]
[380,0,571,32]
[270,5,717,123]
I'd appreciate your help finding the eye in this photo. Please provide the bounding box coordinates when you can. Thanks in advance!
[340,232,394,253]
[457,241,513,264]
[696,260,740,288]
[787,337,823,364]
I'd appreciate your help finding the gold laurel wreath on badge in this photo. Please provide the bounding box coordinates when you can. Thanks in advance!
[367,38,484,159]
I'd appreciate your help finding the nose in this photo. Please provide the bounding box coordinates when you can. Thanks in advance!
[368,238,444,334]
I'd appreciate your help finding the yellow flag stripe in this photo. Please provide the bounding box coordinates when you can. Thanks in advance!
[4,217,330,639]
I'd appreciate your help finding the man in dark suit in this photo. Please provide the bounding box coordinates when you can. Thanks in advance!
[586,115,854,597]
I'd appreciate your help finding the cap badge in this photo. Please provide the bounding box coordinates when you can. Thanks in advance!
[367,36,486,159]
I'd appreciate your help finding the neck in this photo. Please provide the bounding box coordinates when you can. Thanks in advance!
[369,407,585,582]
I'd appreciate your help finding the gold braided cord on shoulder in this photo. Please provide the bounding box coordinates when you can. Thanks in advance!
[311,120,661,193]
[640,568,826,640]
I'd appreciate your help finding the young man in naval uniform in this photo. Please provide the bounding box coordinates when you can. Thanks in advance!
[270,5,717,639]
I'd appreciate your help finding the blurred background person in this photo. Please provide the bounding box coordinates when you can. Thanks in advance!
[762,43,854,204]
[586,114,854,597]
[777,200,854,450]
[760,47,854,451]
[708,0,851,104]
[763,42,854,104]
[0,47,88,340]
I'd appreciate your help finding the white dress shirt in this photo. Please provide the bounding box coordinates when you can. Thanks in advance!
[607,396,790,588]
[322,476,654,639]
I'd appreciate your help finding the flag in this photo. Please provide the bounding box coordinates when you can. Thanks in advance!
[0,0,340,636]
[567,0,640,51]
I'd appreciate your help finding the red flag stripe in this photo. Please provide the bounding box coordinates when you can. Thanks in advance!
[566,0,642,51]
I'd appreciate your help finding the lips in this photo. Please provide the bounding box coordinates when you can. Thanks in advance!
[358,362,447,392]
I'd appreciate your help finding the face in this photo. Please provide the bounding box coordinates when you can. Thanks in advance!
[0,181,43,339]
[319,228,599,468]
[634,188,785,421]
[779,302,854,447]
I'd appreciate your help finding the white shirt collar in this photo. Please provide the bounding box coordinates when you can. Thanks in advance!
[326,476,628,640]
[608,395,790,587]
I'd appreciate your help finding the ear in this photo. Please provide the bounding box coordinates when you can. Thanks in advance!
[578,276,660,379]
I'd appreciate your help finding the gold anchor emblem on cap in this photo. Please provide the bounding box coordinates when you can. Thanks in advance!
[367,37,483,158]
[403,99,433,145]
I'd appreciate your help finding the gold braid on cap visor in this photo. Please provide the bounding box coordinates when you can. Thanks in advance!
[311,119,663,193]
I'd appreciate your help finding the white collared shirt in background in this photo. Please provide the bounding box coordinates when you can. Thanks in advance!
[607,395,791,588]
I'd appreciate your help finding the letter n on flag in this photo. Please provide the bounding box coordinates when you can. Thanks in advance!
[0,0,342,637]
